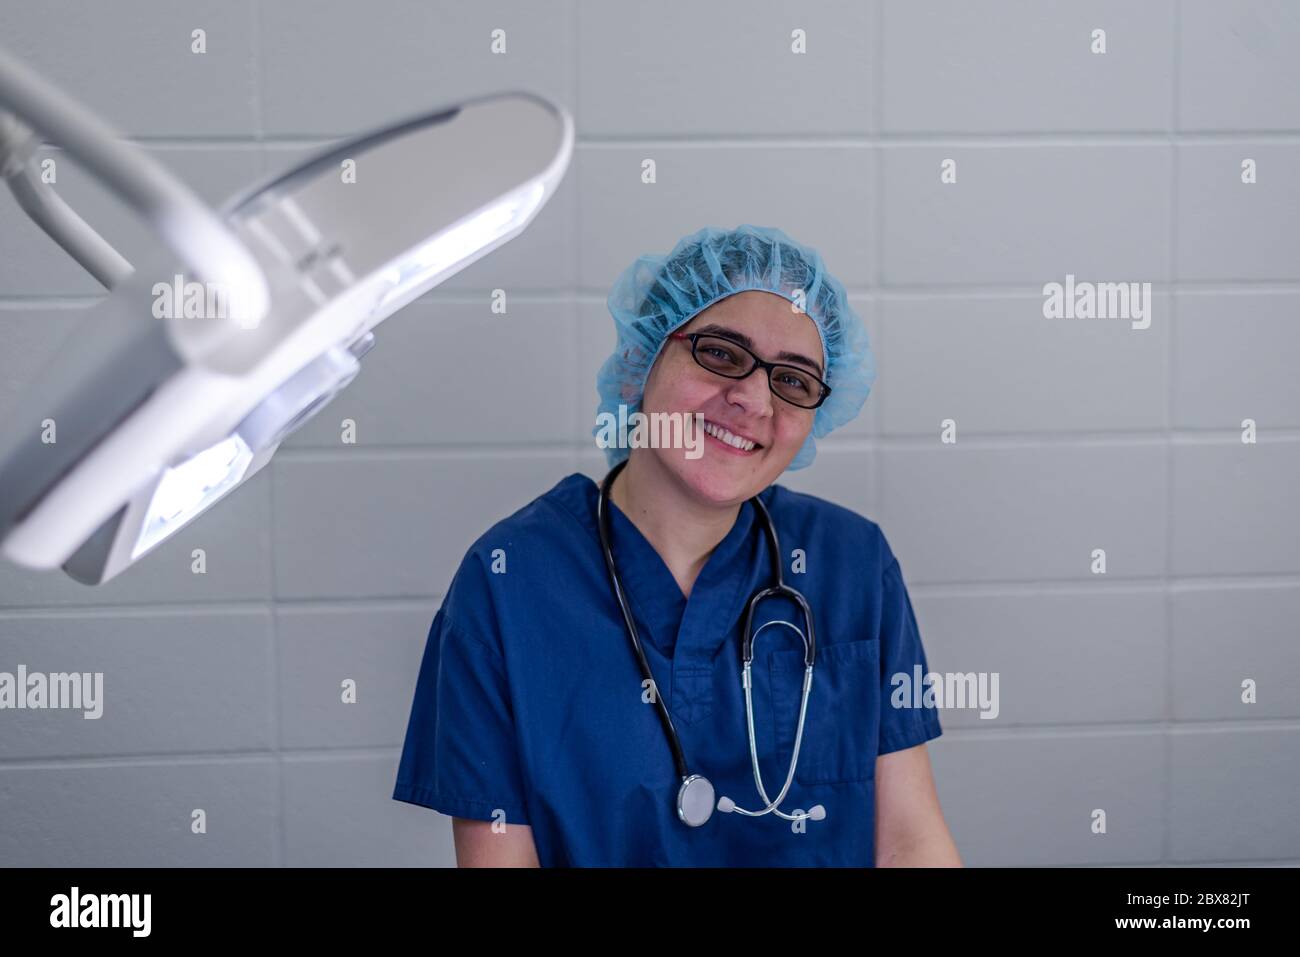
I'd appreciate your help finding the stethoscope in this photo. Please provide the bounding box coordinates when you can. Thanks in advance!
[597,459,826,828]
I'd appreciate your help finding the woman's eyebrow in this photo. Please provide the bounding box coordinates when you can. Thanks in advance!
[694,322,824,377]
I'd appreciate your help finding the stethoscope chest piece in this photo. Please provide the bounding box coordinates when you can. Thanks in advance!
[677,774,715,827]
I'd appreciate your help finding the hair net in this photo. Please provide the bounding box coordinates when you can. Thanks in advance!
[593,223,874,471]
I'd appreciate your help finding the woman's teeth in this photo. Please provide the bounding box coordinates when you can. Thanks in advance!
[703,419,756,452]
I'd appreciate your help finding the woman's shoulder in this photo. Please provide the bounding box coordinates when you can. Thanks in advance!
[461,471,597,557]
[764,481,894,567]
[447,473,590,579]
[432,472,595,645]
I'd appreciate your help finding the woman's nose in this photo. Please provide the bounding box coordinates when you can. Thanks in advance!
[724,369,774,416]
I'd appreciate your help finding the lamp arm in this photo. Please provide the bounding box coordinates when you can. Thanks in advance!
[3,148,135,287]
[0,44,268,320]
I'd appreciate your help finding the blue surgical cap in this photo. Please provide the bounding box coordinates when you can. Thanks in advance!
[593,223,875,471]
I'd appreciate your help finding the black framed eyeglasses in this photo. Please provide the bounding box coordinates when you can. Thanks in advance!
[669,331,831,410]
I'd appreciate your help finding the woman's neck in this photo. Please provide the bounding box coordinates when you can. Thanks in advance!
[609,452,742,599]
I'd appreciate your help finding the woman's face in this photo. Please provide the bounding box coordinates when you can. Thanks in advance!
[637,290,824,507]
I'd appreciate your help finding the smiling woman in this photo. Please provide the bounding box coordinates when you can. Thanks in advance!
[623,291,824,507]
[596,224,873,475]
[393,223,960,867]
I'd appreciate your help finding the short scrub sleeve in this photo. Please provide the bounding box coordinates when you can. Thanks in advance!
[392,604,531,825]
[877,554,944,755]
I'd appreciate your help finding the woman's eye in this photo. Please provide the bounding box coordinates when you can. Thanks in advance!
[779,373,810,392]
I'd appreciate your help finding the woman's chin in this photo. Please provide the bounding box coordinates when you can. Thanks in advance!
[662,447,770,506]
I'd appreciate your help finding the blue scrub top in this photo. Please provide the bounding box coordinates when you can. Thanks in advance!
[393,472,942,866]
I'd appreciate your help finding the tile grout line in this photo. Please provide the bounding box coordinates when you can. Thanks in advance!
[1160,0,1183,868]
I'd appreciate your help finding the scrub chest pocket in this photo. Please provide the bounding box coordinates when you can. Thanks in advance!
[769,638,881,785]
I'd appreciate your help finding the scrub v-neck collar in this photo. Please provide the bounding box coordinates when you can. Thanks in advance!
[554,472,767,664]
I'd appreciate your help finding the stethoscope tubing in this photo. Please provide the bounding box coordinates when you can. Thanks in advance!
[597,459,822,825]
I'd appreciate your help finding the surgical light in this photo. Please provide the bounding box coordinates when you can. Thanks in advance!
[0,44,573,584]
[373,181,546,318]
[133,435,254,560]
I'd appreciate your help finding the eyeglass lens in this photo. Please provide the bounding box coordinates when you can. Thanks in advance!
[692,335,823,408]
